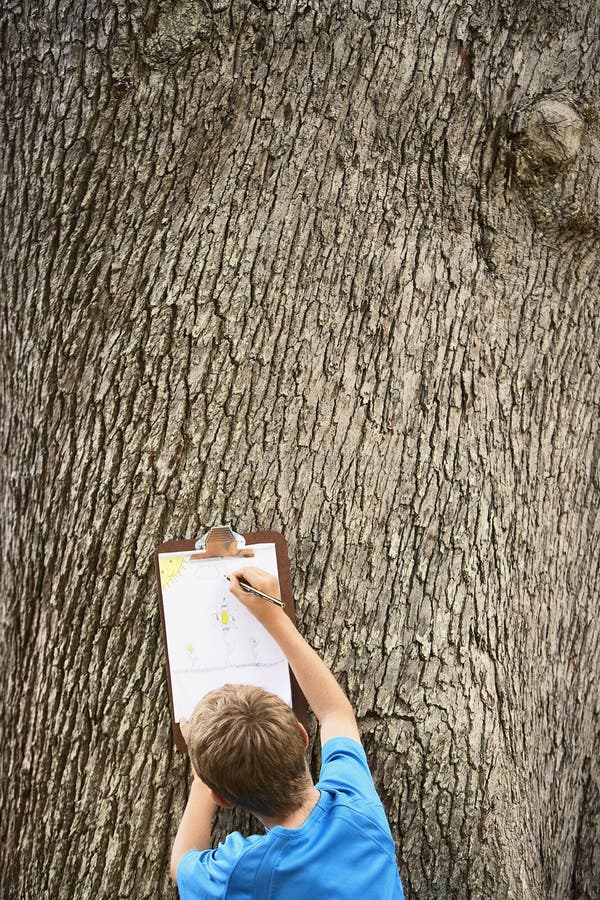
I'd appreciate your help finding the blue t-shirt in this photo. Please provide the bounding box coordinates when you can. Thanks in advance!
[177,737,404,899]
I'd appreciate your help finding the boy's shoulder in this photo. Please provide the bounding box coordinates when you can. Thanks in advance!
[317,736,381,800]
[316,736,396,842]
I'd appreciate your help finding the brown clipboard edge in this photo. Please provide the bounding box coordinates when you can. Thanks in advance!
[154,529,308,753]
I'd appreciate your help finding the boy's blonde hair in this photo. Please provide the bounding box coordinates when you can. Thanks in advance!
[188,684,309,817]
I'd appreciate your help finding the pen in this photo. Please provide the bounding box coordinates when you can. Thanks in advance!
[226,575,285,608]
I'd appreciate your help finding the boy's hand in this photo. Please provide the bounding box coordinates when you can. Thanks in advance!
[230,566,281,599]
[228,566,283,626]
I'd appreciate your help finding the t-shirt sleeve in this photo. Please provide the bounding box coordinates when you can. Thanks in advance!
[177,831,254,899]
[318,736,382,803]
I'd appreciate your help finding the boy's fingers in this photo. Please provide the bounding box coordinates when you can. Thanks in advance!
[230,567,276,594]
[228,572,256,594]
[228,566,281,604]
[231,567,282,603]
[228,575,251,604]
[227,573,242,594]
[229,567,250,587]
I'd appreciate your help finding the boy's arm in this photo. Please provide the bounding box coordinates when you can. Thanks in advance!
[170,720,217,883]
[229,568,360,746]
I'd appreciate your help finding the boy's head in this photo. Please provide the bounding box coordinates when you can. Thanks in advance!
[187,684,310,817]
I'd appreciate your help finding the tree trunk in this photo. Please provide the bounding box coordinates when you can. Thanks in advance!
[1,1,598,897]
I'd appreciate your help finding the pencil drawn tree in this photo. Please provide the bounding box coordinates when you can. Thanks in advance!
[1,1,599,897]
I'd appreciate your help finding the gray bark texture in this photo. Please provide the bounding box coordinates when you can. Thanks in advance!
[1,0,599,898]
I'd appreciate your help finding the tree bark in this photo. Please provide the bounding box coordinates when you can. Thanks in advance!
[1,1,598,897]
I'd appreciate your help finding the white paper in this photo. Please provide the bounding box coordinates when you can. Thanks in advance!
[158,543,292,721]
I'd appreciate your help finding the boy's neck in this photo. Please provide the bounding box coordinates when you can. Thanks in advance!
[258,784,321,831]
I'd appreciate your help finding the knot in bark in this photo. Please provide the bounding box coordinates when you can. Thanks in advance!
[142,0,217,68]
[518,99,584,167]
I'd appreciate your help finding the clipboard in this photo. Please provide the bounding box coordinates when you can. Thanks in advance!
[154,525,308,752]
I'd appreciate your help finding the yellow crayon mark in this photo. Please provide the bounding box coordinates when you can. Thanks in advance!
[185,645,194,655]
[221,610,229,625]
[159,556,186,589]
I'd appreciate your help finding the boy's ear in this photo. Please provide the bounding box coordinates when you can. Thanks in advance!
[297,722,309,749]
[210,789,235,809]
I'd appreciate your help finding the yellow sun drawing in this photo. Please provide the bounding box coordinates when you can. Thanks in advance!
[159,556,187,590]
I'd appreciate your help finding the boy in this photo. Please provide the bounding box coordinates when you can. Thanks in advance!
[171,566,404,899]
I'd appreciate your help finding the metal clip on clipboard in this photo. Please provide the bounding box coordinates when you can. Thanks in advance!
[191,524,256,559]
